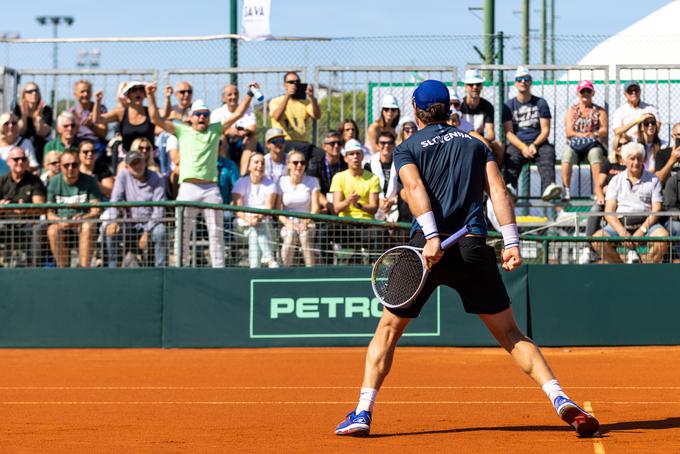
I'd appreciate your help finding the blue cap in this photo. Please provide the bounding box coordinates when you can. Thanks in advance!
[413,80,450,111]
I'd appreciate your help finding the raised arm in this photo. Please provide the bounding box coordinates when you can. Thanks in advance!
[93,91,123,124]
[222,82,258,132]
[145,83,176,135]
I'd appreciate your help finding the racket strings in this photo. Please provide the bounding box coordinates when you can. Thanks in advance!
[373,249,425,306]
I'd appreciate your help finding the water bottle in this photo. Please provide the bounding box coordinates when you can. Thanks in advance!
[250,86,264,103]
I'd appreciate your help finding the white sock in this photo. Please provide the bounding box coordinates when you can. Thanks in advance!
[355,387,377,414]
[542,379,568,409]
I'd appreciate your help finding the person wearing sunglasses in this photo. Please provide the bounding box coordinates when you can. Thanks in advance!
[366,130,399,222]
[502,66,561,202]
[366,95,401,155]
[162,81,194,123]
[612,80,658,141]
[145,81,260,268]
[396,120,417,146]
[306,131,348,214]
[78,140,115,199]
[276,150,320,267]
[40,150,61,186]
[14,82,53,166]
[460,69,505,163]
[263,128,288,184]
[45,112,81,156]
[46,150,102,268]
[0,112,39,172]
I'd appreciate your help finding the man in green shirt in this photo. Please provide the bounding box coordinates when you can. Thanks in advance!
[146,81,260,267]
[46,150,102,267]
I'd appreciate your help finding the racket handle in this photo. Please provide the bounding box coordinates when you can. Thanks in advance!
[440,225,471,250]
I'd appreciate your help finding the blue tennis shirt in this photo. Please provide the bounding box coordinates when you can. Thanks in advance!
[394,123,494,237]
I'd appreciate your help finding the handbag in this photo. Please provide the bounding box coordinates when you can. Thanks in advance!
[569,136,599,153]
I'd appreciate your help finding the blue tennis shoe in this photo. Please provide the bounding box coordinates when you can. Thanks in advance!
[554,396,600,437]
[335,410,371,436]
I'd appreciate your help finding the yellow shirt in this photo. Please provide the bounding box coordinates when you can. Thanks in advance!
[329,169,381,220]
[268,96,314,141]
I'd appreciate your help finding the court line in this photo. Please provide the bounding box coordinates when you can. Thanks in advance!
[2,400,680,405]
[583,401,605,454]
[0,386,678,390]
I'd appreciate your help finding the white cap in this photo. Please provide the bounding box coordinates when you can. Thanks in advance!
[190,99,210,114]
[381,94,399,109]
[448,88,460,102]
[515,65,531,78]
[462,68,485,85]
[342,139,364,156]
[122,81,146,96]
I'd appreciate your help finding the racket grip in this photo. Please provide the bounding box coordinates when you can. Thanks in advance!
[440,225,471,250]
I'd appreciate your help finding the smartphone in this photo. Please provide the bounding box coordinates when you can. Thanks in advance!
[292,83,308,100]
[675,137,680,148]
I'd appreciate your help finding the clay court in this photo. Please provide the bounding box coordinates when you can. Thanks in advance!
[0,346,678,453]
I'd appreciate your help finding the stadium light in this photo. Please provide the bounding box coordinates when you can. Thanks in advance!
[35,15,75,69]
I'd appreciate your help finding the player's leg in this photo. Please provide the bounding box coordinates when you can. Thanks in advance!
[479,307,600,437]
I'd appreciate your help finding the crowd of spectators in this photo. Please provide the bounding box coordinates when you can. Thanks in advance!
[1,67,679,268]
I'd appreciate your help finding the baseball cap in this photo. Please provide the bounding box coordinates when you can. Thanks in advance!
[514,66,531,79]
[265,127,285,143]
[448,88,460,102]
[576,80,594,94]
[413,80,450,111]
[381,95,400,110]
[122,81,146,96]
[624,80,640,92]
[125,151,144,165]
[462,68,485,85]
[342,139,364,156]
[190,100,210,115]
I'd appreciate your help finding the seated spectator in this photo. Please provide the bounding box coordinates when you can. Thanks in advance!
[396,120,417,145]
[331,140,380,219]
[561,80,608,201]
[447,89,474,133]
[78,140,115,199]
[339,119,360,144]
[654,122,680,182]
[40,150,61,186]
[591,142,668,264]
[263,128,287,184]
[663,161,680,261]
[45,111,80,156]
[14,82,53,165]
[105,151,167,268]
[46,150,102,268]
[307,130,347,213]
[620,114,678,187]
[366,95,400,155]
[269,71,320,160]
[613,81,658,141]
[365,131,398,222]
[211,84,258,176]
[94,81,155,153]
[0,112,39,171]
[68,79,108,154]
[0,146,46,266]
[232,153,279,268]
[502,66,561,201]
[276,150,320,266]
[116,137,159,175]
[163,81,194,123]
[460,69,504,162]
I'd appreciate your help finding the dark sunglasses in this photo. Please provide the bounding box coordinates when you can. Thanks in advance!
[80,149,95,155]
[382,107,399,112]
[2,120,17,126]
[290,160,306,166]
[626,88,640,94]
[193,111,210,118]
[138,146,152,152]
[642,119,657,127]
[24,88,40,94]
[466,82,483,88]
[378,141,395,146]
[452,101,461,107]
[10,156,27,162]
[285,80,300,85]
[47,161,60,166]
[324,140,343,147]
[515,76,532,83]
[62,163,79,169]
[403,127,416,133]
[270,138,285,145]
[177,89,193,95]
[579,89,593,95]
[62,123,76,128]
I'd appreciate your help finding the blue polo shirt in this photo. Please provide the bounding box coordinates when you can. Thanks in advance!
[394,123,493,237]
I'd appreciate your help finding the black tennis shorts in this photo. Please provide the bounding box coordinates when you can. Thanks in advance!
[386,231,511,318]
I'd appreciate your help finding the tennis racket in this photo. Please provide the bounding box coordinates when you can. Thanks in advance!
[371,225,471,309]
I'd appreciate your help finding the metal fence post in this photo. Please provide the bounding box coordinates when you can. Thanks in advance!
[175,205,184,268]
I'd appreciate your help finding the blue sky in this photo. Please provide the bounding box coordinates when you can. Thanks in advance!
[2,0,674,39]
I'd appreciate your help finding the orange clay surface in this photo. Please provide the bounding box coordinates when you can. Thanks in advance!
[0,347,679,453]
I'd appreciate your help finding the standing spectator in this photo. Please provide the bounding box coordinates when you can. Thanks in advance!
[365,131,398,222]
[146,82,258,267]
[397,120,417,145]
[93,81,155,153]
[502,66,561,201]
[277,150,320,266]
[0,113,39,171]
[232,153,279,268]
[591,142,668,264]
[211,84,258,176]
[307,131,347,214]
[612,81,658,141]
[14,82,53,166]
[663,162,680,261]
[105,151,167,268]
[263,128,287,184]
[269,71,320,160]
[68,79,108,154]
[46,150,102,268]
[366,95,400,155]
[44,112,80,156]
[460,69,504,162]
[164,81,194,123]
[78,140,115,199]
[330,140,380,219]
[560,80,608,201]
[40,150,61,186]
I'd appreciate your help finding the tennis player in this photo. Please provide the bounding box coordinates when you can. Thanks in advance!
[335,80,599,438]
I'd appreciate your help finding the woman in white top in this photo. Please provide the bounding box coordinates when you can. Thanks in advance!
[276,150,320,266]
[0,112,39,171]
[232,153,279,268]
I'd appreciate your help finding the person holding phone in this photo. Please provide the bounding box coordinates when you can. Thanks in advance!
[653,121,680,186]
[269,71,320,160]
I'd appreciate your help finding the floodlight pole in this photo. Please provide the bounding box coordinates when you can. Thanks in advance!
[230,0,238,84]
[522,0,530,64]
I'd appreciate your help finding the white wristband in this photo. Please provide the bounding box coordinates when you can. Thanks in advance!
[417,211,439,239]
[500,223,520,249]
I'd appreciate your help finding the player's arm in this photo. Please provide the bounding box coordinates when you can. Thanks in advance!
[399,163,442,266]
[484,160,522,271]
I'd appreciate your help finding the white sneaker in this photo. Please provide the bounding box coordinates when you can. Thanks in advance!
[626,250,641,264]
[562,187,571,202]
[265,260,279,268]
[542,183,562,202]
[578,247,592,264]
